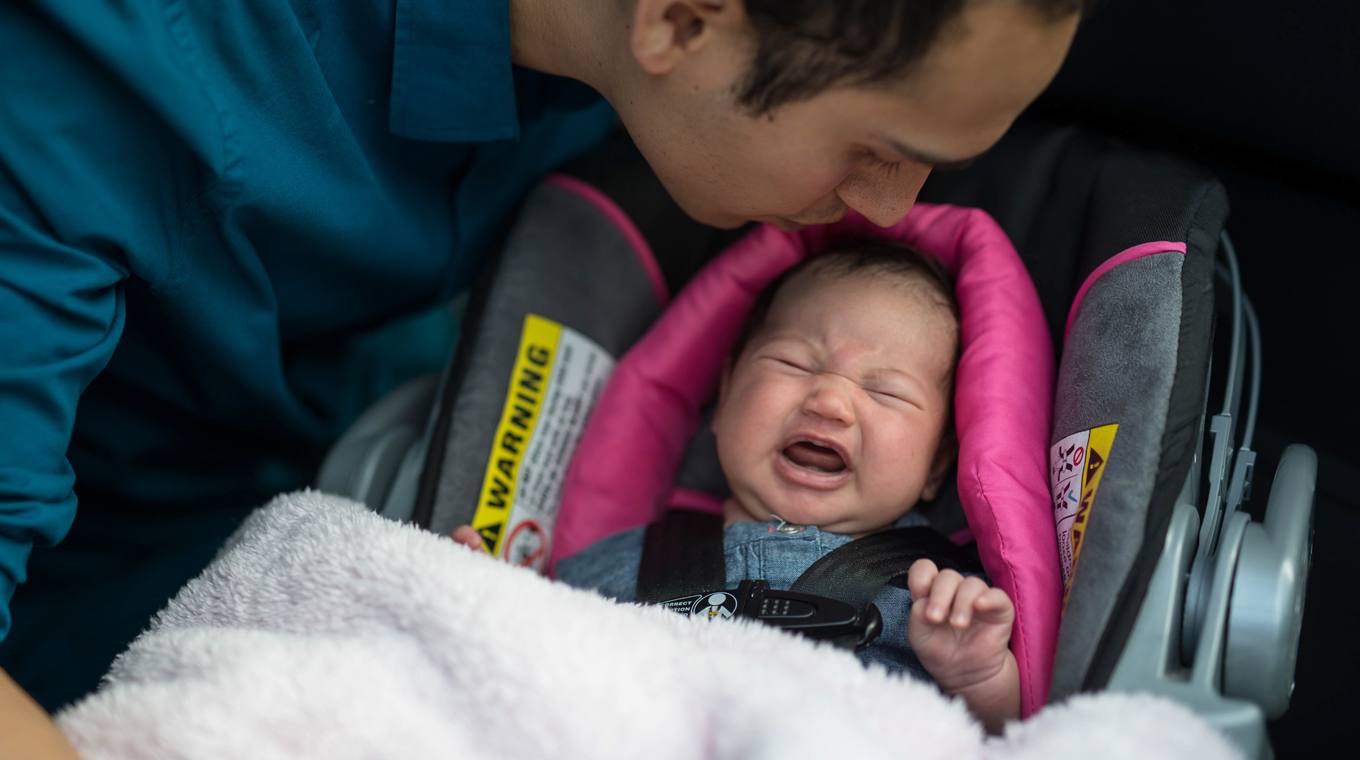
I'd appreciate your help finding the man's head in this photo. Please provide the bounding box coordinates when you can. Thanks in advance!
[711,243,961,535]
[596,0,1083,230]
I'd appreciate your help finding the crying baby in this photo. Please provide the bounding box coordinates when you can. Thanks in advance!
[455,242,1020,732]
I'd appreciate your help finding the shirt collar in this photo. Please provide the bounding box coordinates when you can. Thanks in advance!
[389,0,518,142]
[388,0,603,143]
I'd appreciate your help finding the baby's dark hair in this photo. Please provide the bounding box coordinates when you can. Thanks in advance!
[730,241,962,385]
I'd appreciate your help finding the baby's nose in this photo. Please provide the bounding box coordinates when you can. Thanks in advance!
[803,382,855,424]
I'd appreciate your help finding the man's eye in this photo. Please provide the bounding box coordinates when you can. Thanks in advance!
[868,155,902,176]
[776,358,811,372]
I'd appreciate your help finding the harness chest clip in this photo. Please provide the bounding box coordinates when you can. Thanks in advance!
[658,579,884,650]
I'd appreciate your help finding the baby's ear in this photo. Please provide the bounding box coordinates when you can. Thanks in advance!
[920,425,959,501]
[711,355,734,433]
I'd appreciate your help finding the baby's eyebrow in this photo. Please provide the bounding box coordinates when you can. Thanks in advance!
[863,368,924,393]
[760,334,815,351]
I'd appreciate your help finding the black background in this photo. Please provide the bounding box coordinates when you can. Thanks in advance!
[1024,1,1359,755]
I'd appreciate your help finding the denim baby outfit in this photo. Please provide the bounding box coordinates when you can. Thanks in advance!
[556,511,936,683]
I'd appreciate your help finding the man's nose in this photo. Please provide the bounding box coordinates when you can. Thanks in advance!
[834,160,932,228]
[802,380,855,425]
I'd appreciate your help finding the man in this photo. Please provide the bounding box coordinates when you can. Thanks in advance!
[0,0,1084,738]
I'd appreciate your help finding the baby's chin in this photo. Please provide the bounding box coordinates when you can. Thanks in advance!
[722,496,901,537]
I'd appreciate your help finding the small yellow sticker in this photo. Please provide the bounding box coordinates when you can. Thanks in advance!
[470,314,561,556]
[1050,423,1119,611]
[1069,424,1116,593]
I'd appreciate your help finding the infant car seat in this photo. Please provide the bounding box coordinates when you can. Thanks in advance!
[317,122,1313,759]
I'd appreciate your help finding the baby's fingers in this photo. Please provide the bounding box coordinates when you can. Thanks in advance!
[969,587,1016,627]
[907,559,940,599]
[947,577,993,629]
[450,525,483,550]
[923,569,964,624]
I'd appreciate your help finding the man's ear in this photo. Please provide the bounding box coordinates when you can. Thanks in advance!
[920,424,958,502]
[711,354,734,433]
[630,0,740,75]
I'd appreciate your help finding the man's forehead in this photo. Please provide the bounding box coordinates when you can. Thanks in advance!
[837,3,1080,160]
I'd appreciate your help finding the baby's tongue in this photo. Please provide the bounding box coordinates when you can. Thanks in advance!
[784,442,845,473]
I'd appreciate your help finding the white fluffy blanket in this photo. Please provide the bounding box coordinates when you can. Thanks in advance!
[57,491,1239,760]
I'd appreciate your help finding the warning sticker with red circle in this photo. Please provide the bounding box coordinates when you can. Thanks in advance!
[1050,423,1118,608]
[469,314,616,573]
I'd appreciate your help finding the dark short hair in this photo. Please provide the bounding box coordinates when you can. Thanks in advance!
[730,241,962,383]
[736,0,1092,115]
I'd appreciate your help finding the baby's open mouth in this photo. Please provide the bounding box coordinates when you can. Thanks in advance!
[783,441,847,474]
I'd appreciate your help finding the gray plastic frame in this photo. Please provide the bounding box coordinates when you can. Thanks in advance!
[1107,234,1315,759]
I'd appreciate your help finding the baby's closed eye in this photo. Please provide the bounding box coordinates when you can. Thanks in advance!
[863,382,922,409]
[758,350,815,374]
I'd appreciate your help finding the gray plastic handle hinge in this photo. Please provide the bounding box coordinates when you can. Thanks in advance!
[1223,444,1316,719]
[1225,449,1257,518]
[1200,413,1235,553]
[1182,413,1235,664]
[1108,494,1269,760]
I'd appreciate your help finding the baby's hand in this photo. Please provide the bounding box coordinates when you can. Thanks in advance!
[906,559,1019,733]
[450,525,483,551]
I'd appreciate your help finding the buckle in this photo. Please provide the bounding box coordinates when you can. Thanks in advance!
[657,579,883,649]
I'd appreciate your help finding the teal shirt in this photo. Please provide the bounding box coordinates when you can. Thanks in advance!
[0,0,617,638]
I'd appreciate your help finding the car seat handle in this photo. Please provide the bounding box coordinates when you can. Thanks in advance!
[1223,444,1315,719]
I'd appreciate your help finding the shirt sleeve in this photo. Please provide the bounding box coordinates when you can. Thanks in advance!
[0,185,126,640]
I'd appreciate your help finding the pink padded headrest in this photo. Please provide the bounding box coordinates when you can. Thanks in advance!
[552,202,1057,716]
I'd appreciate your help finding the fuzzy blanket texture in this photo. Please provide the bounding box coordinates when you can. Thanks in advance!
[56,491,1240,760]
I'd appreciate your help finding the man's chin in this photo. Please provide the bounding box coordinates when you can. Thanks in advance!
[776,208,849,229]
[648,179,749,230]
[762,212,845,232]
[675,200,844,232]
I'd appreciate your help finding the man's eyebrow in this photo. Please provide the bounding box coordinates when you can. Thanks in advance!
[885,139,980,171]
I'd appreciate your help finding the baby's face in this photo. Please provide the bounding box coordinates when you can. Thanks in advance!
[713,268,957,535]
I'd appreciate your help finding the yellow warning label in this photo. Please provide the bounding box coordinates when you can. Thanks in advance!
[1068,423,1117,599]
[1051,423,1118,611]
[470,314,561,556]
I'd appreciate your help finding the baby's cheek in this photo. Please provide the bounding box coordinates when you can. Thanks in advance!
[721,382,781,444]
[713,400,763,484]
[863,428,932,500]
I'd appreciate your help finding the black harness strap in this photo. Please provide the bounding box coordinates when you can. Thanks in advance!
[635,509,726,604]
[789,526,985,615]
[635,512,985,649]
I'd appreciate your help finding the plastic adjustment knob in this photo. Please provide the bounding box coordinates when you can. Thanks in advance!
[1223,445,1316,719]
